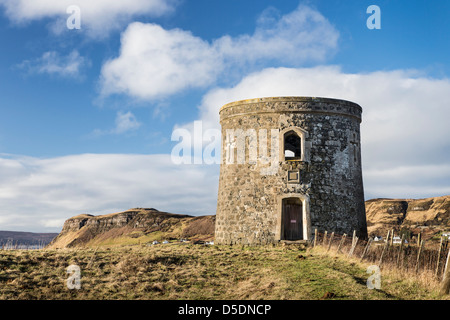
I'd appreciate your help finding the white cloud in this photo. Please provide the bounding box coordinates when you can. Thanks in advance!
[182,66,450,200]
[114,111,141,134]
[0,0,177,37]
[17,50,89,78]
[214,4,339,65]
[100,23,220,100]
[41,218,66,228]
[0,153,219,232]
[92,111,142,136]
[100,4,339,100]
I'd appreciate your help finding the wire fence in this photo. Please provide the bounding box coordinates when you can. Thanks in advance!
[311,229,450,293]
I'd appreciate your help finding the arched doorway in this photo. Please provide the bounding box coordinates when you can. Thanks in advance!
[282,197,303,240]
[277,194,311,241]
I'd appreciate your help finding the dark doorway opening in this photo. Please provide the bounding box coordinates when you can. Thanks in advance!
[282,198,303,240]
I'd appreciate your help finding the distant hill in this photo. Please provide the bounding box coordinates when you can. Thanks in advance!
[0,230,58,248]
[46,195,450,249]
[47,208,215,249]
[366,195,450,240]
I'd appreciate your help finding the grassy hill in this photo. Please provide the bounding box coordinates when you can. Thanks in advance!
[0,244,445,300]
[47,208,215,249]
[2,197,450,300]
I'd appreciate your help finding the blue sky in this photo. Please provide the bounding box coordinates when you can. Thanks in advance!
[0,0,449,232]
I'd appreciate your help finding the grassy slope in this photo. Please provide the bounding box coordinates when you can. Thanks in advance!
[0,244,445,300]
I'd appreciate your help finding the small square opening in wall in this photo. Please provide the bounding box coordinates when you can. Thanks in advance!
[287,170,300,184]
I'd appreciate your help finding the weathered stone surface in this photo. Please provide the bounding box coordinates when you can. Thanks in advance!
[215,97,367,245]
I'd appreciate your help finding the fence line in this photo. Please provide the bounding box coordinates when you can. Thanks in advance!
[311,228,450,292]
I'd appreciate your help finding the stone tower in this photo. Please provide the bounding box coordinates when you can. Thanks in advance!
[215,97,367,245]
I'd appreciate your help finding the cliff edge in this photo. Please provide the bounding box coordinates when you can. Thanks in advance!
[366,195,450,239]
[47,208,215,248]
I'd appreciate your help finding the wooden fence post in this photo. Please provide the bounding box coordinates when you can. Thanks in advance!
[348,237,359,258]
[378,230,391,266]
[390,229,394,247]
[396,234,405,267]
[326,232,334,253]
[436,237,444,278]
[323,231,328,246]
[415,239,424,274]
[440,247,450,294]
[337,233,347,253]
[314,229,318,247]
[352,230,356,247]
[386,229,393,254]
[360,238,373,262]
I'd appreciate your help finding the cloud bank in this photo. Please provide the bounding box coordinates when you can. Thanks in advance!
[100,4,339,100]
[17,50,89,78]
[0,153,219,232]
[0,0,177,37]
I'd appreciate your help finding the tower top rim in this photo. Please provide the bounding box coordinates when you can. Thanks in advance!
[219,96,363,122]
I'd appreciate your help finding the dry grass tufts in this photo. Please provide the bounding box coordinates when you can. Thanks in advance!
[0,243,447,300]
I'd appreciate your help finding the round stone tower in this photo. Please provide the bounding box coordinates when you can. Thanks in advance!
[215,97,367,245]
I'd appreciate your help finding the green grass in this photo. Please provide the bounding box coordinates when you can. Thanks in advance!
[0,244,446,300]
[87,231,166,247]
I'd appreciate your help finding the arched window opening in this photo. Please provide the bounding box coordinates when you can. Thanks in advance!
[284,131,301,160]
